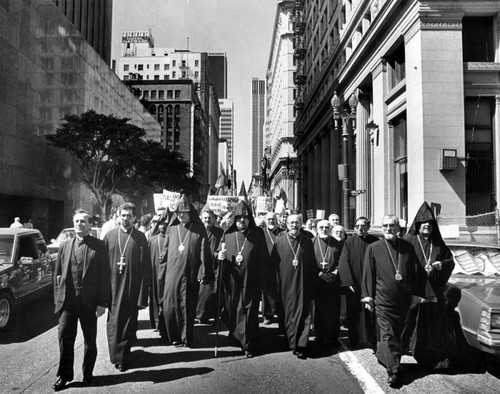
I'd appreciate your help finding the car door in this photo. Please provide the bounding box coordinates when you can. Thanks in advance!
[33,232,53,290]
[13,233,40,297]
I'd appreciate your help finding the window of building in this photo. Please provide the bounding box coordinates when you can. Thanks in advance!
[138,64,143,71]
[392,114,408,222]
[164,75,169,80]
[181,60,186,67]
[154,75,160,80]
[123,64,129,71]
[462,17,494,62]
[182,71,187,78]
[172,71,176,78]
[194,71,199,78]
[123,75,129,80]
[195,60,199,67]
[174,90,181,99]
[465,97,494,214]
[164,64,170,70]
[154,64,160,71]
[143,90,149,99]
[172,60,176,67]
[167,90,173,99]
[147,64,150,69]
[387,43,405,89]
[151,90,157,99]
[159,90,165,100]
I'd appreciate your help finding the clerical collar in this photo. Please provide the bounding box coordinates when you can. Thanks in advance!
[288,231,300,239]
[75,234,89,242]
[319,235,329,239]
[120,226,133,234]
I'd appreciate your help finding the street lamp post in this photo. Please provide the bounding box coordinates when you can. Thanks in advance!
[331,91,359,230]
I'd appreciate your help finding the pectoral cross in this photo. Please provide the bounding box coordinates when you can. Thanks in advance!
[320,260,328,270]
[117,256,126,274]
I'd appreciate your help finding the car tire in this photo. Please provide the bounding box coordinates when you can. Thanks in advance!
[0,293,15,331]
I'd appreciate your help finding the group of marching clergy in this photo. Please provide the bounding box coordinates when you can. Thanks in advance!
[52,192,455,391]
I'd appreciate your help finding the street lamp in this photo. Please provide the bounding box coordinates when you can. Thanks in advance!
[331,91,359,229]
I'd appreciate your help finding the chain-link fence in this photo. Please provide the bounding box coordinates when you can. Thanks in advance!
[437,210,500,244]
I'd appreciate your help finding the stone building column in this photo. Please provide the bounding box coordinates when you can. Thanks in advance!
[307,146,315,213]
[313,139,322,212]
[355,98,370,218]
[329,122,341,216]
[321,130,331,214]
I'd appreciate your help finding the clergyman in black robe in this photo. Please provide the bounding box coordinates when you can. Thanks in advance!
[338,216,379,348]
[361,214,423,387]
[159,194,213,347]
[196,208,224,324]
[271,213,317,359]
[403,202,454,369]
[105,202,151,372]
[217,201,269,357]
[312,219,343,349]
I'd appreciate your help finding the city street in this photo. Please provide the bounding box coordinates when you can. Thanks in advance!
[1,292,499,394]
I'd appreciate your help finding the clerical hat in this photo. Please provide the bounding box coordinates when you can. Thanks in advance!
[174,194,191,212]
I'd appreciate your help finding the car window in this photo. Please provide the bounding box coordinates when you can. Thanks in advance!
[34,232,48,256]
[56,229,75,242]
[17,235,38,261]
[0,235,14,264]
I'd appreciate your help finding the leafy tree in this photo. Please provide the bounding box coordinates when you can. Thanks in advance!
[46,110,192,217]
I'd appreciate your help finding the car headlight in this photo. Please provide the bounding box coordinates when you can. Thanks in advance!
[491,313,500,330]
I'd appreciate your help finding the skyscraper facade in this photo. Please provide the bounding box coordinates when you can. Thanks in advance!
[208,52,228,100]
[219,99,234,170]
[251,78,266,176]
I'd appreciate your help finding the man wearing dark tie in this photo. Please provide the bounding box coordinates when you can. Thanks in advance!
[52,209,110,391]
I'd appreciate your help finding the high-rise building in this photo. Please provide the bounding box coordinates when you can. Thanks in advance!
[292,0,500,234]
[116,30,221,191]
[208,53,228,99]
[251,78,266,176]
[52,0,113,65]
[265,0,297,208]
[0,0,159,238]
[219,99,234,169]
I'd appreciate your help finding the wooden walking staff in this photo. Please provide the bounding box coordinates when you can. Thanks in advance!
[214,242,226,357]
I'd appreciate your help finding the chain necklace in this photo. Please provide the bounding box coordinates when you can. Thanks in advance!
[117,227,133,274]
[383,237,402,281]
[265,227,276,246]
[417,235,433,275]
[286,233,301,269]
[235,230,249,265]
[177,223,192,254]
[317,236,330,271]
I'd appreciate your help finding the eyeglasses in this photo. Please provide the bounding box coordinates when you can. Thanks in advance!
[382,223,395,228]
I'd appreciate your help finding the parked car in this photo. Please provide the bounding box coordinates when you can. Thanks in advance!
[445,241,500,361]
[47,227,101,255]
[0,228,55,331]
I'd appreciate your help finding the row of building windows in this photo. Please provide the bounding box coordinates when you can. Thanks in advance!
[143,90,182,100]
[123,71,199,80]
[123,59,199,71]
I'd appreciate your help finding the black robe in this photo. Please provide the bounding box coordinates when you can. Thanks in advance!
[148,232,167,334]
[261,226,283,318]
[219,226,269,352]
[312,235,343,344]
[196,225,224,321]
[338,234,379,347]
[362,238,422,374]
[105,227,151,365]
[404,234,454,366]
[160,220,212,346]
[271,232,317,351]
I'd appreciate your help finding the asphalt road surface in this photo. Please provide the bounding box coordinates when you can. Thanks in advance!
[1,292,499,393]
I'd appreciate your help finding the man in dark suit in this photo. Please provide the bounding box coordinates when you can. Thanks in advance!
[52,209,110,391]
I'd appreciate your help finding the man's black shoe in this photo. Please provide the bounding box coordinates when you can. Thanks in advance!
[245,350,253,358]
[52,377,68,391]
[293,350,306,359]
[82,374,92,386]
[118,364,128,372]
[387,373,399,387]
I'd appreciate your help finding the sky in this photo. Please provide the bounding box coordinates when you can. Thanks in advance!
[111,0,278,189]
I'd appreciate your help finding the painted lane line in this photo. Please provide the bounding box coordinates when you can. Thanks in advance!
[339,350,385,394]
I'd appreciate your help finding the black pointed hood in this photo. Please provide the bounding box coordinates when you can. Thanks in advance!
[408,201,445,244]
[225,200,256,234]
[170,194,203,226]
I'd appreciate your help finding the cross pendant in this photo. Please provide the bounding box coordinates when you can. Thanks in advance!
[117,256,126,274]
[320,261,328,270]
